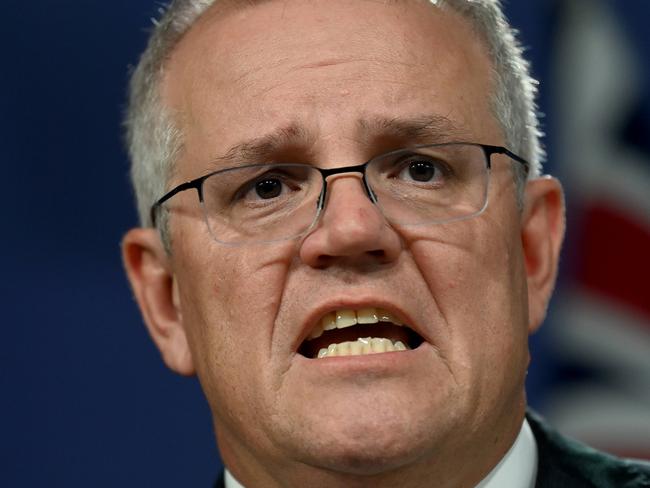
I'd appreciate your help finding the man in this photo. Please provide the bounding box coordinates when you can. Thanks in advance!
[121,0,650,486]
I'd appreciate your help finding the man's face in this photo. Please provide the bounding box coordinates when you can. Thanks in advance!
[161,0,533,481]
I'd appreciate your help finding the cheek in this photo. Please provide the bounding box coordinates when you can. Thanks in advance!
[175,237,296,374]
[407,218,528,359]
[172,240,298,439]
[407,221,530,410]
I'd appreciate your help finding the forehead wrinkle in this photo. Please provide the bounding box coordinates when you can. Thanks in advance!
[206,114,473,171]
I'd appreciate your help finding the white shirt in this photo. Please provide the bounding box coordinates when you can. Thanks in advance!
[225,419,538,488]
[476,419,538,488]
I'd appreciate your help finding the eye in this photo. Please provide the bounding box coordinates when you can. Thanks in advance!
[205,164,315,220]
[254,177,283,199]
[236,169,303,204]
[395,156,447,184]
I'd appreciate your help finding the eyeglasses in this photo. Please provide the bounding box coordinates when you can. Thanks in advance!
[151,142,529,245]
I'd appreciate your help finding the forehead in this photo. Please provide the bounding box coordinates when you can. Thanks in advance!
[162,0,498,171]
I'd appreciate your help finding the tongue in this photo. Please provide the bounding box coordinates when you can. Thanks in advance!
[300,323,410,358]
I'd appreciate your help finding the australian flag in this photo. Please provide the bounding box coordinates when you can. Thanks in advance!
[538,0,650,460]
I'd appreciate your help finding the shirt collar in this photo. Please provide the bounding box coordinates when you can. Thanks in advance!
[225,419,537,488]
[224,469,245,488]
[475,418,538,488]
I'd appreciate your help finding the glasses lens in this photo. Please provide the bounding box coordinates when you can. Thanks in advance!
[366,143,489,225]
[201,164,323,244]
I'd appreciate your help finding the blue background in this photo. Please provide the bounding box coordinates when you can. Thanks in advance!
[1,1,647,486]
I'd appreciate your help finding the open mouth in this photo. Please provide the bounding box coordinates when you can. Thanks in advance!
[298,307,424,359]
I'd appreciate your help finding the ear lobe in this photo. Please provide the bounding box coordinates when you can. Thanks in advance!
[122,228,195,376]
[521,177,565,334]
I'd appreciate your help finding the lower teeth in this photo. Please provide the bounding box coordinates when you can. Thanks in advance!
[317,337,408,358]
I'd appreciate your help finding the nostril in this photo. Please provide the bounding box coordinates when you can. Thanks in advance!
[312,249,385,269]
[313,254,335,269]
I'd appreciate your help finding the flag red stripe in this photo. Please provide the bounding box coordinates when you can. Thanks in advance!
[574,203,650,322]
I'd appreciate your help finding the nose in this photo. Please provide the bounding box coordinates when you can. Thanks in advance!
[299,174,402,268]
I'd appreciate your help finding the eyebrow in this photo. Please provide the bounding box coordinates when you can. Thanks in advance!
[357,114,465,145]
[208,114,466,168]
[208,123,313,169]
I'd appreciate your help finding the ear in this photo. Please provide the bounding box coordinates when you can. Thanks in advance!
[521,177,565,334]
[122,228,195,376]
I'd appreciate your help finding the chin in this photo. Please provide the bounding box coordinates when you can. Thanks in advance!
[310,436,429,476]
[282,403,446,477]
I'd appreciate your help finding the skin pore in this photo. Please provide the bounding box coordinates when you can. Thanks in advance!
[122,1,565,487]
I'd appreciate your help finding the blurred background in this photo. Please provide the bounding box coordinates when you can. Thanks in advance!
[1,0,648,486]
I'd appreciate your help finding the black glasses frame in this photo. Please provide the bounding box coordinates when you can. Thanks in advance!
[150,143,529,227]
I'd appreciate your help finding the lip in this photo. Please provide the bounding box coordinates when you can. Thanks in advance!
[293,296,426,354]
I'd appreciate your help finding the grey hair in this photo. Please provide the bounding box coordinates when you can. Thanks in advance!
[125,0,215,230]
[441,0,544,192]
[124,0,543,231]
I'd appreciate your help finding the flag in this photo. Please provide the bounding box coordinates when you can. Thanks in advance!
[544,0,650,459]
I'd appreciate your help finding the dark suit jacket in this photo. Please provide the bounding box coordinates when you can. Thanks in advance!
[528,411,650,487]
[214,411,650,487]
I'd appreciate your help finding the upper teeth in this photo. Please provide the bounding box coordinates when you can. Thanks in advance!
[308,307,403,340]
